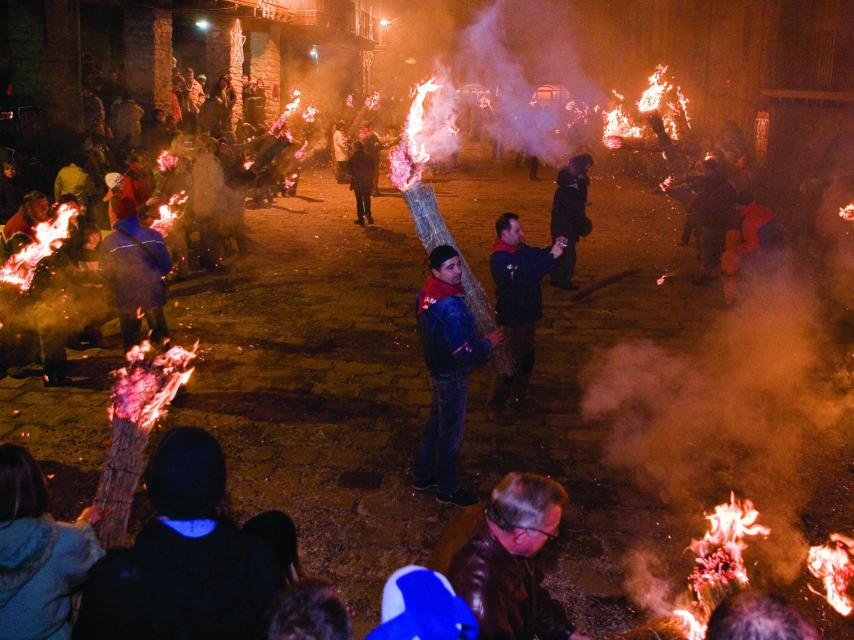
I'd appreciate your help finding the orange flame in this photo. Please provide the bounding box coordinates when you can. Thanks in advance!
[807,533,854,616]
[269,90,301,139]
[302,104,318,123]
[673,609,707,640]
[388,78,442,191]
[150,191,189,238]
[638,64,673,113]
[345,94,354,108]
[294,140,309,161]
[602,105,644,148]
[109,340,197,432]
[364,91,381,111]
[156,149,179,172]
[0,203,79,292]
[839,203,854,222]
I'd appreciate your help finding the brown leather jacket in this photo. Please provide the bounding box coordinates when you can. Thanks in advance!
[447,520,575,640]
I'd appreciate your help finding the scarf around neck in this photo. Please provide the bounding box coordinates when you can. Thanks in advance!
[417,274,464,315]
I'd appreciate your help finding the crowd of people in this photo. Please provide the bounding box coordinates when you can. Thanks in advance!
[0,435,823,640]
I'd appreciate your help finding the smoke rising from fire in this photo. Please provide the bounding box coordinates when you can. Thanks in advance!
[580,274,847,603]
[451,0,604,165]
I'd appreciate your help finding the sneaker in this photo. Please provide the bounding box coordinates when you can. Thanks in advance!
[436,487,480,507]
[412,477,438,492]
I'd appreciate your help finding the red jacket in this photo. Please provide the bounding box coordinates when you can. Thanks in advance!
[737,202,775,255]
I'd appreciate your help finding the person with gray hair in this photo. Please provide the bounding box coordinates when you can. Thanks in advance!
[707,592,819,640]
[445,472,590,640]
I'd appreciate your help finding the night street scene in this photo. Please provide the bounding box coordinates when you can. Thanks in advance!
[0,1,851,639]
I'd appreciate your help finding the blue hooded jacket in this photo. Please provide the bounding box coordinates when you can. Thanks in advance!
[99,216,171,314]
[417,295,492,376]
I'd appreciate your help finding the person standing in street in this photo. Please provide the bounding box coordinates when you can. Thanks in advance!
[550,154,594,291]
[348,141,374,225]
[488,213,567,418]
[332,121,350,184]
[413,245,504,507]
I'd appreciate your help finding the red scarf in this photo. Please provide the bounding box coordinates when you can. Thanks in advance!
[491,238,520,254]
[417,274,464,315]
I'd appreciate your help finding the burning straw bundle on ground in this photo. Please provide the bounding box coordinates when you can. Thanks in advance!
[94,340,197,548]
[388,78,514,377]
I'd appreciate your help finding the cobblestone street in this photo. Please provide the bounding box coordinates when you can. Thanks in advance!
[2,147,851,637]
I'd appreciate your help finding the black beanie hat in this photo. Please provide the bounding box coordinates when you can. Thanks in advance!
[429,245,459,270]
[242,510,299,569]
[147,427,226,519]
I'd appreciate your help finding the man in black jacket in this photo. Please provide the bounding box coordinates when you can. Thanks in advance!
[488,213,566,416]
[550,154,593,291]
[686,158,738,284]
[74,428,280,640]
[348,141,375,225]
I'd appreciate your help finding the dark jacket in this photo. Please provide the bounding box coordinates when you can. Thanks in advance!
[0,174,22,222]
[418,295,492,376]
[99,216,171,313]
[550,173,591,241]
[447,521,575,640]
[73,519,280,640]
[348,149,375,192]
[687,173,738,229]
[491,245,555,326]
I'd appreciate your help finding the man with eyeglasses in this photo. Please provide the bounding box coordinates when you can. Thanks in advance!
[445,472,590,640]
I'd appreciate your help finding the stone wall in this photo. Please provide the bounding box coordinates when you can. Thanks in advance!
[205,18,245,129]
[123,7,173,114]
[249,25,282,122]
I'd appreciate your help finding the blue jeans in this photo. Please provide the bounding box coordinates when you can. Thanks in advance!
[415,372,469,494]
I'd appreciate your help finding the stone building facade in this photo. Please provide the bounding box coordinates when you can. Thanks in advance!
[0,0,379,146]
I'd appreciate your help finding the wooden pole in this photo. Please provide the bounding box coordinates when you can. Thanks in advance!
[93,416,151,548]
[401,182,515,377]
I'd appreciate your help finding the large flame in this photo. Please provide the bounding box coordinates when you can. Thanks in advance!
[109,340,197,432]
[602,104,644,149]
[302,104,318,123]
[150,191,189,238]
[807,533,854,616]
[839,203,854,222]
[388,78,442,191]
[673,609,707,640]
[0,203,78,292]
[638,64,673,113]
[269,90,302,140]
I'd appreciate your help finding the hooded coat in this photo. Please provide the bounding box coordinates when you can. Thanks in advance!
[0,516,103,640]
[72,519,280,640]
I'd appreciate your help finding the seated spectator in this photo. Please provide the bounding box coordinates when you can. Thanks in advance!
[74,427,281,640]
[707,591,818,640]
[242,510,304,585]
[443,472,590,640]
[366,565,479,640]
[0,161,22,223]
[0,443,104,640]
[267,579,351,640]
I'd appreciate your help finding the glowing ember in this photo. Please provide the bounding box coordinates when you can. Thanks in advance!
[657,272,674,286]
[839,203,854,222]
[156,149,179,172]
[302,104,318,123]
[673,609,707,640]
[109,340,197,432]
[364,91,381,111]
[242,160,254,171]
[638,64,673,113]
[0,203,78,292]
[346,94,354,108]
[659,175,674,192]
[294,141,309,161]
[807,533,854,616]
[388,78,442,191]
[150,191,189,238]
[478,94,492,110]
[269,90,301,140]
[284,174,298,191]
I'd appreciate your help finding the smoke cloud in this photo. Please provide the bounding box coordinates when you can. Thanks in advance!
[580,273,848,609]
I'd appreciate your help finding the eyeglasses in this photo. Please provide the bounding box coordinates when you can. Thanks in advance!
[524,526,559,541]
[485,508,559,541]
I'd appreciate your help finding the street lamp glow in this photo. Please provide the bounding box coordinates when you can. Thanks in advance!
[195,18,210,31]
[309,46,319,60]
[379,18,391,28]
